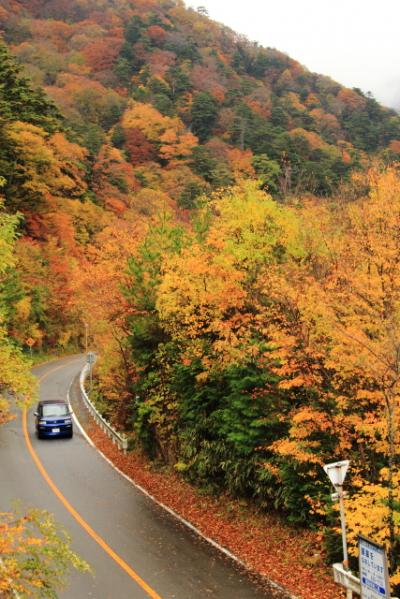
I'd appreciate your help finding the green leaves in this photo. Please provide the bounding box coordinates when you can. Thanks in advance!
[0,508,91,598]
[0,202,35,423]
[0,43,61,133]
[190,92,218,143]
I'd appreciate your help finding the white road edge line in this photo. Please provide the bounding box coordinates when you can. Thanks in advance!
[67,377,298,599]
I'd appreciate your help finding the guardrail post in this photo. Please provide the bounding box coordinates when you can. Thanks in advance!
[79,362,128,455]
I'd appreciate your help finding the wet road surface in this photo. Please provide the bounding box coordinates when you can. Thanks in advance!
[0,356,289,599]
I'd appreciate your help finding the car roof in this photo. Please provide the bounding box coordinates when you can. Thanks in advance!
[38,399,68,405]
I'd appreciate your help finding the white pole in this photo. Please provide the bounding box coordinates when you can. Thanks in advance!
[338,487,352,599]
[84,322,88,353]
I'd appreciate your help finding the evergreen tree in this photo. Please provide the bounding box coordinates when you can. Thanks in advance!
[0,43,61,132]
[190,92,218,142]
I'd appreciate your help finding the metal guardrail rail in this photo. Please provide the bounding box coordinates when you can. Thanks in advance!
[79,364,128,453]
[333,563,399,599]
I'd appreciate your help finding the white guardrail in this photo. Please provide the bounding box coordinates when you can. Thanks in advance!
[79,364,128,453]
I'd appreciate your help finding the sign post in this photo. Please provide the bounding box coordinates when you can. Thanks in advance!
[323,461,350,566]
[359,536,390,599]
[323,460,352,599]
[26,337,35,358]
[83,321,89,354]
[86,352,95,394]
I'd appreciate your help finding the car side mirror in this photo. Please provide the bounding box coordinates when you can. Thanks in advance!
[34,411,38,417]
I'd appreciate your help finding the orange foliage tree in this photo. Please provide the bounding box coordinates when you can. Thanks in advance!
[121,101,198,162]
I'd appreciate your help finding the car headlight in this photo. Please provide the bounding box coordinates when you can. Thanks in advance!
[39,419,46,425]
[64,418,72,424]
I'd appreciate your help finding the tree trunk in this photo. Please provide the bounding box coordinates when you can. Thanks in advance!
[385,387,397,571]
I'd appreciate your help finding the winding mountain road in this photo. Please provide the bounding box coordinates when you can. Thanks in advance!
[0,356,286,599]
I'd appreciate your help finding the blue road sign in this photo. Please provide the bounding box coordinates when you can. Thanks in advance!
[359,536,390,599]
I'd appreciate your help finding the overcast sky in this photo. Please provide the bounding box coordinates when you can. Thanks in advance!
[187,0,400,109]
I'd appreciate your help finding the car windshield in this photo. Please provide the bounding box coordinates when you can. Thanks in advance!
[42,403,69,417]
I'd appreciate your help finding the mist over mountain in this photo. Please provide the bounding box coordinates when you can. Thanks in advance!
[189,0,400,114]
[378,80,400,111]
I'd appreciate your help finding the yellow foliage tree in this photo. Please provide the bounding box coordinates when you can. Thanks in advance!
[0,199,36,423]
[0,508,90,597]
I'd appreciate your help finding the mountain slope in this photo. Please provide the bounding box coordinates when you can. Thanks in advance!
[1,0,400,200]
[3,4,400,589]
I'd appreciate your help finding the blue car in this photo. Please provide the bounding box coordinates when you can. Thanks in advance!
[35,400,73,439]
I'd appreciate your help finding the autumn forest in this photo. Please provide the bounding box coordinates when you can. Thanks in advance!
[2,0,400,593]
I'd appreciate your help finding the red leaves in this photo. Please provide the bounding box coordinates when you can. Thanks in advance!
[124,127,157,165]
[86,419,343,599]
[146,25,167,45]
[81,37,123,72]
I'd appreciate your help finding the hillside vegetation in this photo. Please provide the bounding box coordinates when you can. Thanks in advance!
[1,0,400,592]
[1,0,400,203]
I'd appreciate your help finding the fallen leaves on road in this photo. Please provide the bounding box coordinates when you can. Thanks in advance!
[85,421,344,599]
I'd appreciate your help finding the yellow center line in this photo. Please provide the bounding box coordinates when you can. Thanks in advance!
[23,360,162,599]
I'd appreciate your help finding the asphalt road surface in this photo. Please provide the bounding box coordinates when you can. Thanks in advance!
[0,356,288,599]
